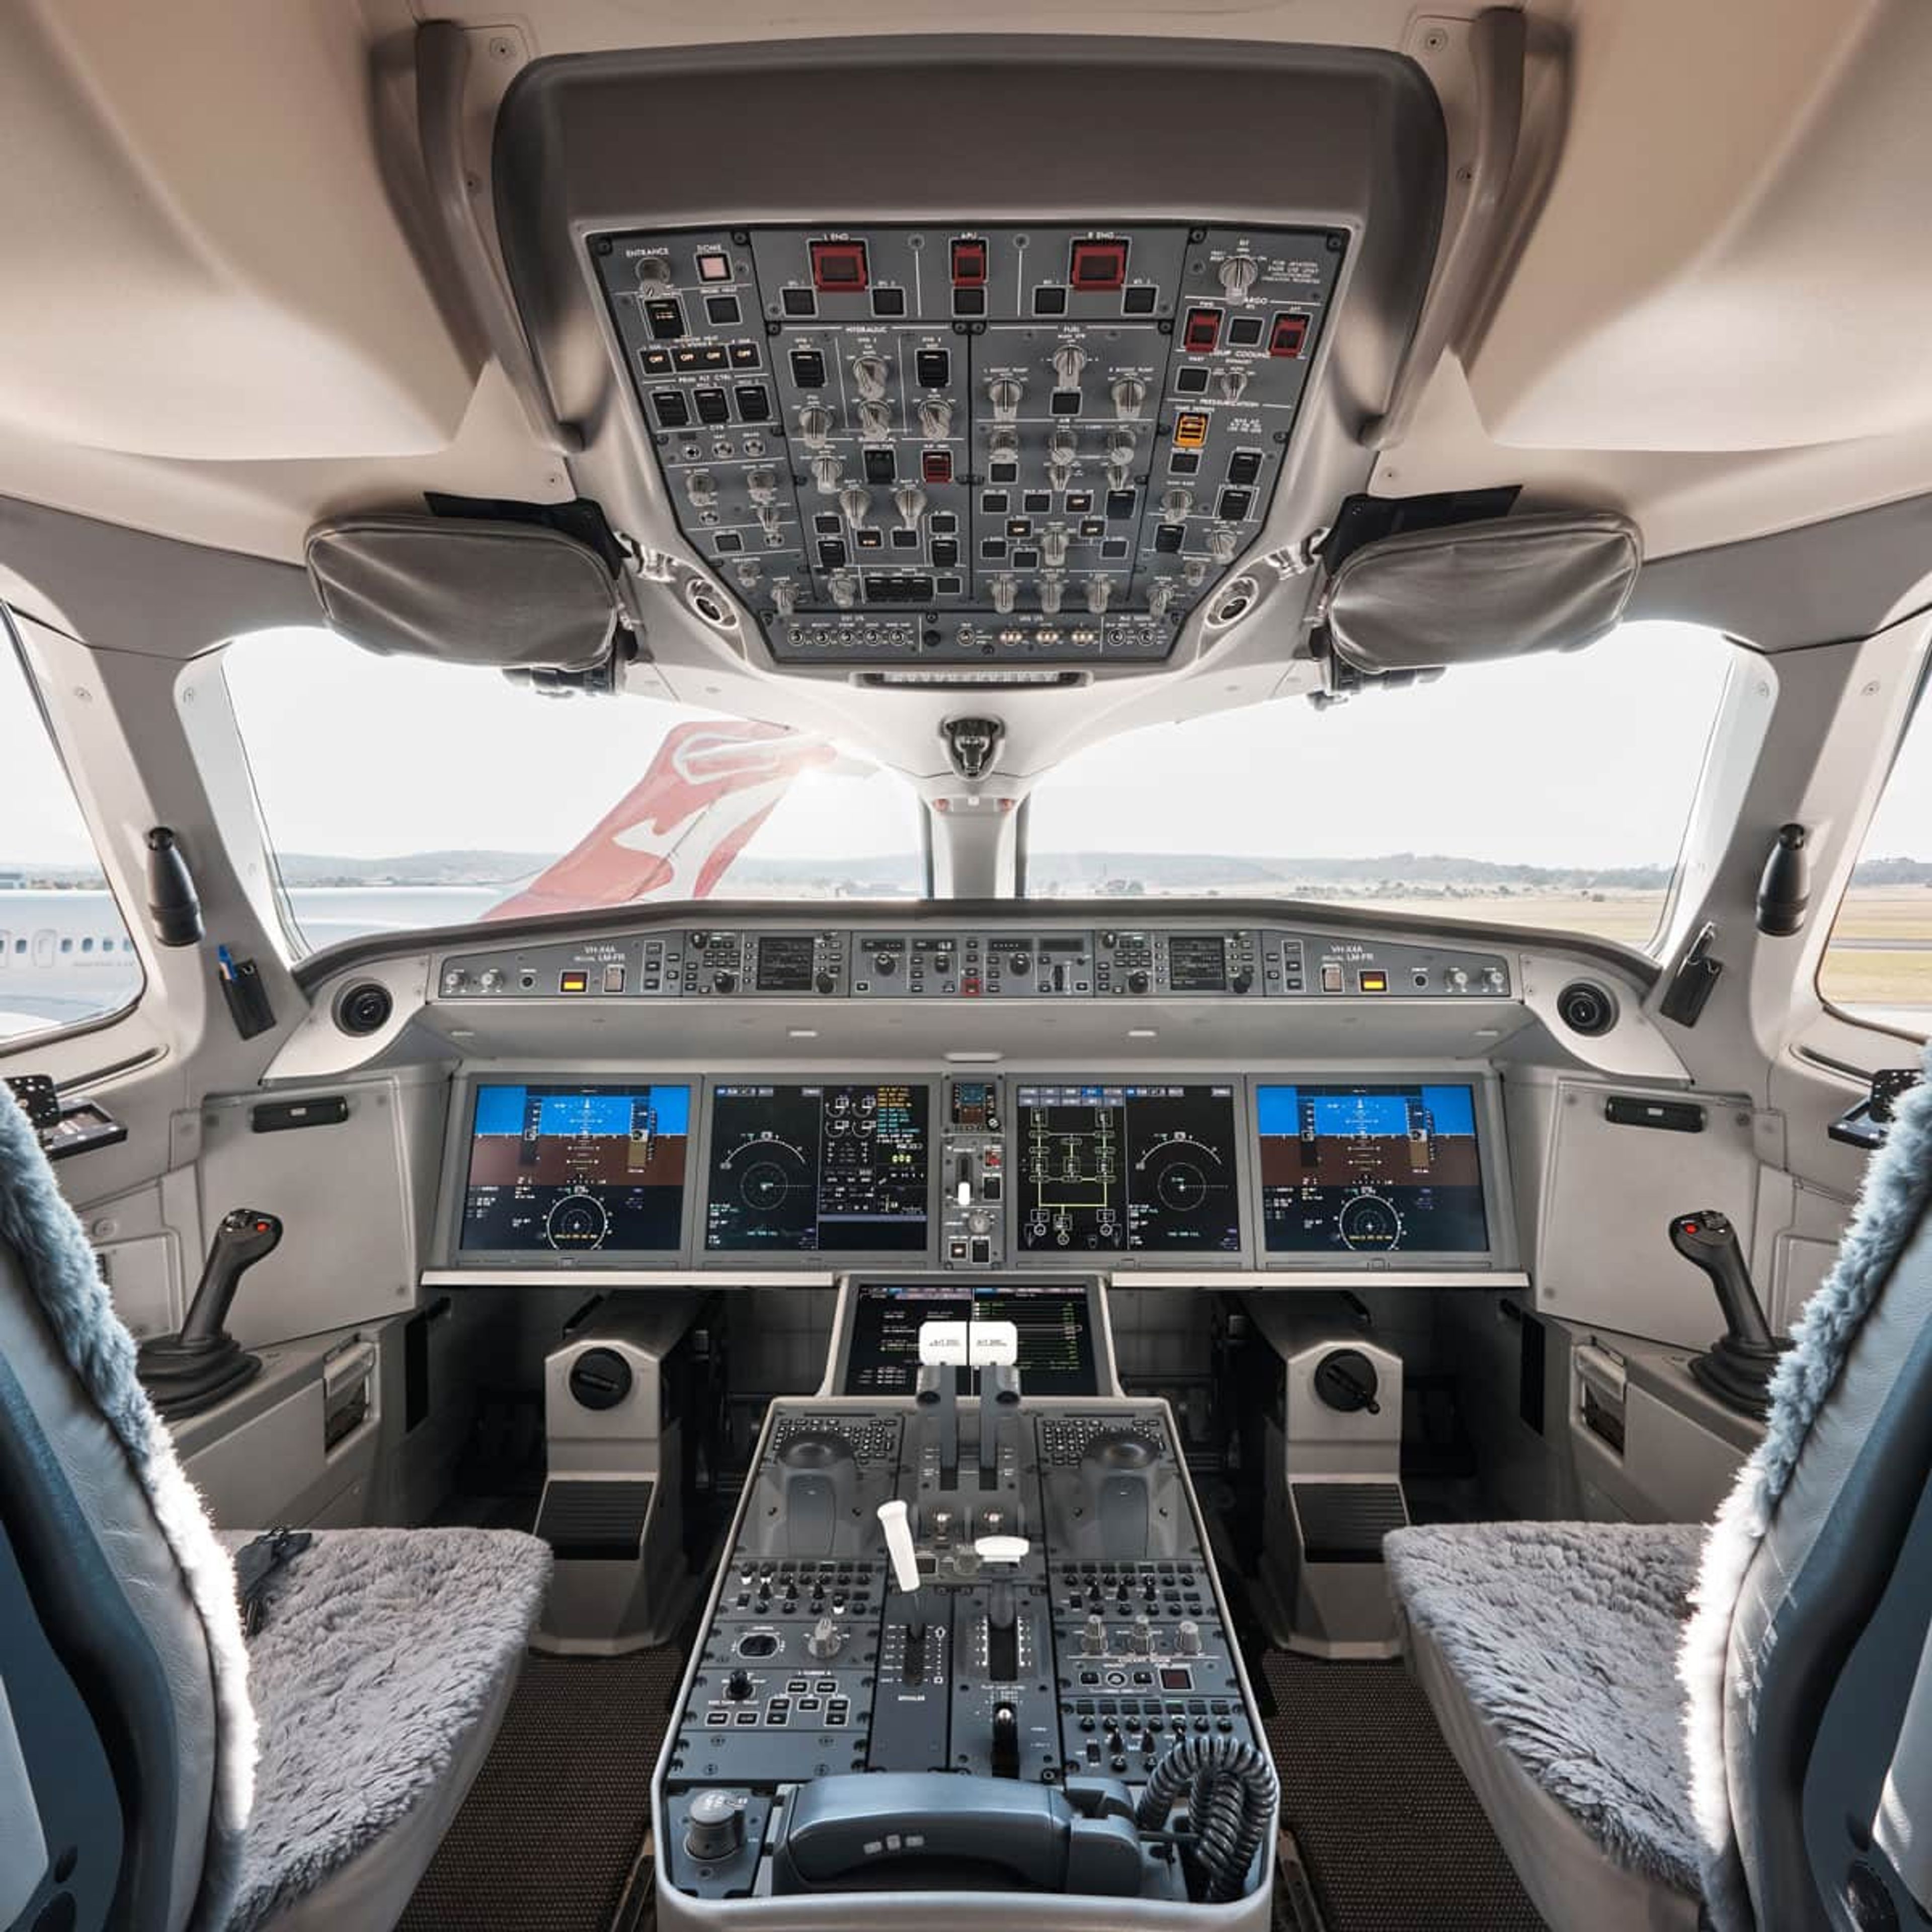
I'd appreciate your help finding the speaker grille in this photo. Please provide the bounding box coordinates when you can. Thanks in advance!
[535,1479,655,1561]
[1291,1480,1409,1563]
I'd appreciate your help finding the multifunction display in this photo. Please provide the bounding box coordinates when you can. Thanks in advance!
[1014,1083,1243,1255]
[840,1279,1101,1397]
[1255,1082,1489,1255]
[703,1083,931,1253]
[460,1082,690,1254]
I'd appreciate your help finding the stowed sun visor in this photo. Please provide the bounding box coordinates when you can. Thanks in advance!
[304,515,621,673]
[1323,511,1643,677]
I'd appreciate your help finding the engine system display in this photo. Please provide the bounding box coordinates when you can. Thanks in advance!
[840,1279,1102,1397]
[1014,1083,1243,1256]
[703,1083,932,1254]
[1255,1083,1489,1255]
[460,1082,691,1255]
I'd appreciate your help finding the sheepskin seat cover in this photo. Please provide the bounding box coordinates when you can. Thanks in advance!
[1385,1518,1706,1894]
[218,1526,550,1931]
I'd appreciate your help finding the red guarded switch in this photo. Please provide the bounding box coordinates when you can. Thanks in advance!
[1183,306,1223,353]
[810,239,869,293]
[1069,237,1129,291]
[950,237,988,287]
[1269,311,1310,358]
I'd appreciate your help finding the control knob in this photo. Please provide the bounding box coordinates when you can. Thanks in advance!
[1086,577,1113,615]
[1110,376,1148,420]
[636,256,673,286]
[735,560,763,588]
[797,405,833,449]
[687,471,718,509]
[1047,426,1078,465]
[1176,1619,1203,1656]
[772,580,798,617]
[1131,1615,1154,1655]
[1009,952,1030,974]
[893,484,928,530]
[988,425,1020,460]
[712,970,738,994]
[1217,367,1251,403]
[684,1790,746,1863]
[851,355,890,401]
[1048,461,1075,494]
[806,1615,846,1660]
[811,454,843,494]
[1081,1613,1108,1656]
[746,468,778,505]
[987,375,1025,421]
[1039,579,1065,615]
[839,484,872,526]
[1147,581,1176,619]
[1218,253,1260,296]
[478,968,504,992]
[1484,966,1507,993]
[1160,487,1194,521]
[441,969,467,994]
[918,398,953,440]
[992,575,1018,615]
[830,570,860,609]
[857,400,893,441]
[1209,528,1240,564]
[814,970,838,996]
[1126,969,1151,994]
[1182,557,1209,586]
[1053,344,1087,388]
[757,505,783,539]
[1039,528,1070,568]
[726,1668,753,1701]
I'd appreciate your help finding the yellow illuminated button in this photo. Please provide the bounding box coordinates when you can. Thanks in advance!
[559,971,590,994]
[1358,970,1389,993]
[1174,412,1210,451]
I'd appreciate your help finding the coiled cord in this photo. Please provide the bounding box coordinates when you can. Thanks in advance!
[1134,1733,1278,1903]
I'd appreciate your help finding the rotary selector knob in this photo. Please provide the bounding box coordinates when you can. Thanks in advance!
[811,454,843,494]
[757,505,783,538]
[1127,969,1151,994]
[726,1668,753,1701]
[1039,579,1065,615]
[987,375,1025,421]
[852,355,890,400]
[1082,1613,1108,1656]
[1048,461,1075,494]
[736,560,763,588]
[1160,488,1194,520]
[1176,1619,1203,1656]
[772,580,798,616]
[893,484,927,529]
[806,1615,846,1660]
[857,400,893,440]
[1182,557,1210,587]
[1107,429,1138,466]
[1218,253,1259,296]
[992,575,1019,615]
[441,968,467,993]
[1484,967,1508,992]
[831,571,860,608]
[1218,368,1251,403]
[839,485,873,526]
[1148,581,1176,618]
[1047,426,1078,464]
[1039,528,1071,568]
[636,256,673,286]
[746,468,778,505]
[989,425,1020,460]
[797,405,833,449]
[1086,577,1113,614]
[1131,1616,1154,1654]
[684,1790,746,1863]
[1110,376,1148,420]
[687,471,718,508]
[1053,344,1088,387]
[712,970,738,994]
[918,397,953,439]
[478,968,504,992]
[1209,528,1240,564]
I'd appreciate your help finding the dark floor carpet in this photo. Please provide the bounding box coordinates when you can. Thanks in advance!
[1263,1652,1546,1932]
[398,1647,686,1932]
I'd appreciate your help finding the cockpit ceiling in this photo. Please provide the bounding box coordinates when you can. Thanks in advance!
[0,1,1929,572]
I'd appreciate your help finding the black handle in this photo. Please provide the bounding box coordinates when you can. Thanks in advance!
[1669,1210,1775,1351]
[180,1209,283,1343]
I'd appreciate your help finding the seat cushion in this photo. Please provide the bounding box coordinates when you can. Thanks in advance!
[1386,1521,1706,1899]
[217,1527,551,1932]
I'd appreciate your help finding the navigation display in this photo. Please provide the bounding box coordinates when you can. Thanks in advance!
[1256,1082,1489,1255]
[842,1280,1100,1397]
[460,1082,690,1255]
[704,1083,931,1253]
[1014,1083,1243,1255]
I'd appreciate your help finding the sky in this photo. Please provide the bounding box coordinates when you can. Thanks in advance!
[7,618,1932,874]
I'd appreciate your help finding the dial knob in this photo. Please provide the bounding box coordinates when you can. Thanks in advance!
[684,1790,746,1863]
[726,1668,752,1699]
[1485,967,1507,992]
[1131,1615,1154,1654]
[1039,578,1065,615]
[1218,253,1259,296]
[1182,557,1209,586]
[1009,952,1029,974]
[987,375,1024,421]
[1110,376,1148,421]
[772,579,798,616]
[713,970,738,994]
[918,397,953,439]
[852,355,890,400]
[1048,461,1075,493]
[478,968,504,992]
[735,560,763,588]
[636,256,673,286]
[830,571,859,608]
[797,405,833,449]
[1107,429,1138,465]
[806,1615,846,1660]
[991,575,1018,615]
[1053,344,1087,388]
[746,467,778,505]
[687,471,717,508]
[893,484,927,529]
[1147,581,1176,618]
[1127,969,1151,994]
[839,484,872,526]
[1086,577,1113,614]
[1039,528,1070,568]
[1175,1619,1202,1656]
[857,400,893,440]
[1217,367,1251,403]
[811,454,842,494]
[1047,426,1078,464]
[757,505,783,538]
[988,425,1019,460]
[1160,488,1194,520]
[442,969,467,993]
[1082,1613,1108,1656]
[1209,528,1239,564]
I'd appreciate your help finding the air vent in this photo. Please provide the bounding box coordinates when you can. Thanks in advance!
[1556,980,1618,1037]
[855,669,1087,689]
[334,981,393,1036]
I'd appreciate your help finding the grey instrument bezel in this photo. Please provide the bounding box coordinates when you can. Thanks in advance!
[431,1070,708,1270]
[1243,1067,1517,1272]
[693,1074,946,1270]
[1002,1072,1253,1271]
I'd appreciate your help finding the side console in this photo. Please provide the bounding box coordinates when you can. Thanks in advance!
[653,1279,1276,1927]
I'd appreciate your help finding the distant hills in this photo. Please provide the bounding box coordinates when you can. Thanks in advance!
[9,850,1932,894]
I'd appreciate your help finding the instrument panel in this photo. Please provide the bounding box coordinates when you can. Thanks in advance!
[593,223,1342,670]
[431,1071,1513,1275]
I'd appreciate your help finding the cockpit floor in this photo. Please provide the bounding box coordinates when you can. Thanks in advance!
[1261,1652,1543,1930]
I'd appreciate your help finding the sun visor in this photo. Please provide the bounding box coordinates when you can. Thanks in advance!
[1323,511,1642,677]
[304,515,621,673]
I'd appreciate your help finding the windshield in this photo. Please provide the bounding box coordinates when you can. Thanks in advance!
[1023,620,1739,950]
[222,628,924,953]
